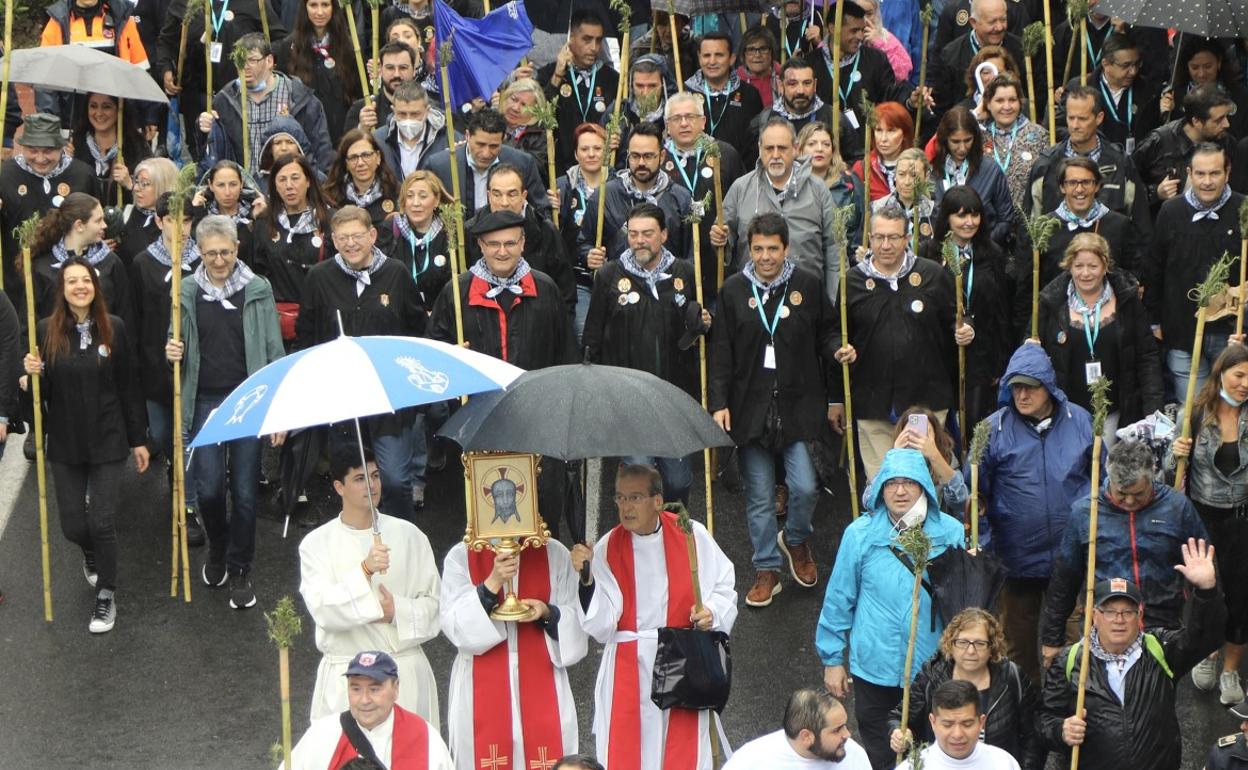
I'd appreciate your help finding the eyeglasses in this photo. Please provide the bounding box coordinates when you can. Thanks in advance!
[335,232,371,244]
[613,493,652,504]
[133,179,154,190]
[245,56,266,66]
[869,233,907,243]
[1107,58,1142,71]
[952,639,991,650]
[744,45,770,55]
[480,238,522,251]
[346,150,378,163]
[1062,178,1097,189]
[883,478,920,490]
[667,113,703,124]
[202,249,236,260]
[1095,607,1140,621]
[628,151,661,162]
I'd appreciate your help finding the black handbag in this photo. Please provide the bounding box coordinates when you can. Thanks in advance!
[758,389,785,453]
[651,626,732,712]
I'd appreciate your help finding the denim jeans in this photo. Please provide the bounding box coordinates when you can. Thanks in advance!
[330,418,417,523]
[1166,331,1230,403]
[574,285,592,345]
[148,399,197,510]
[738,442,817,571]
[623,454,692,505]
[190,391,262,573]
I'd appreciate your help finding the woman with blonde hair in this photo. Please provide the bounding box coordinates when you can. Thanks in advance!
[798,121,864,247]
[498,78,548,169]
[888,607,1044,769]
[383,170,455,308]
[1037,231,1161,443]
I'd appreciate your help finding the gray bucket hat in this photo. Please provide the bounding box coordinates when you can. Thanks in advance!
[19,113,66,149]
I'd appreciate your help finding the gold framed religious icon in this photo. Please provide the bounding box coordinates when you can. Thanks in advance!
[463,452,550,621]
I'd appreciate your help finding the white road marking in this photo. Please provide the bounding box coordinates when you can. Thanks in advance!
[0,440,31,539]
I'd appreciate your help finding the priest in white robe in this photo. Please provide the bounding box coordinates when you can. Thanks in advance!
[573,462,738,770]
[440,532,588,770]
[287,650,454,770]
[299,447,442,728]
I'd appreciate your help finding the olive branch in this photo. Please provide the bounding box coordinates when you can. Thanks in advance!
[438,202,465,257]
[1022,21,1046,58]
[1239,197,1248,233]
[1022,211,1061,253]
[1067,0,1090,26]
[15,213,39,252]
[859,92,878,131]
[940,232,962,278]
[608,0,633,29]
[919,4,934,26]
[1188,251,1234,307]
[265,595,303,649]
[897,523,932,569]
[1089,375,1113,438]
[684,192,712,225]
[969,419,991,467]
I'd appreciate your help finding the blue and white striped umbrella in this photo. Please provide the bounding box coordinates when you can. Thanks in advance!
[189,335,524,448]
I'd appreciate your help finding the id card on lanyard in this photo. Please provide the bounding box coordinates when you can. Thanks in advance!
[751,282,786,369]
[1081,298,1105,383]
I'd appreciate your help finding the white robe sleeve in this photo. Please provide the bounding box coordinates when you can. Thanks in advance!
[439,543,508,655]
[694,522,738,634]
[428,729,456,770]
[578,532,625,643]
[544,540,589,668]
[388,529,442,646]
[286,714,344,770]
[299,530,384,632]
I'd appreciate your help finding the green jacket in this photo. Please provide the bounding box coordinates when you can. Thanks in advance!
[172,274,284,426]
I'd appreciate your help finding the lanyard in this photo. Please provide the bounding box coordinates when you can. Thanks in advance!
[570,65,599,123]
[1085,28,1103,70]
[1100,79,1132,131]
[405,225,434,279]
[989,121,1018,174]
[750,282,785,339]
[783,17,809,58]
[210,0,231,38]
[837,50,861,106]
[944,159,968,187]
[701,82,731,135]
[969,31,980,55]
[959,247,974,305]
[1078,296,1105,356]
[574,186,590,224]
[666,140,703,192]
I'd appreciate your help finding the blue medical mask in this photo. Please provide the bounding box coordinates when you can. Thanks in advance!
[1221,387,1245,408]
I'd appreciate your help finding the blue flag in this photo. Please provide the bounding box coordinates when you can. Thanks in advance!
[434,0,534,109]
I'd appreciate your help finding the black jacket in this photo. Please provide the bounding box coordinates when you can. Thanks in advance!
[832,257,959,419]
[933,0,1030,54]
[114,203,162,268]
[375,117,455,184]
[250,215,332,306]
[35,315,145,464]
[273,33,362,146]
[128,246,195,405]
[1037,270,1163,424]
[537,60,621,175]
[202,75,334,176]
[32,252,136,356]
[419,144,550,220]
[1057,72,1163,152]
[380,219,452,309]
[428,269,576,370]
[465,207,576,316]
[708,265,837,446]
[1025,136,1152,240]
[577,175,693,281]
[1039,587,1226,770]
[582,258,702,397]
[294,256,426,348]
[813,43,916,162]
[933,32,1039,118]
[683,75,764,166]
[1037,209,1142,289]
[1131,119,1237,215]
[1144,190,1245,350]
[0,292,20,429]
[888,655,1046,770]
[665,137,744,304]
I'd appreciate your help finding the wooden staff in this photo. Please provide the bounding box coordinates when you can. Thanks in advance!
[204,0,214,105]
[910,175,932,255]
[1022,22,1044,126]
[369,0,380,78]
[1238,199,1248,337]
[831,205,859,518]
[115,99,126,208]
[1041,3,1055,143]
[1176,252,1234,489]
[1060,0,1088,90]
[968,419,990,550]
[169,166,196,601]
[828,0,847,148]
[596,112,621,250]
[175,0,201,90]
[232,43,251,171]
[1070,376,1112,770]
[19,214,53,622]
[912,4,933,146]
[266,596,303,770]
[438,40,467,347]
[1079,17,1088,86]
[712,147,725,292]
[895,524,932,764]
[666,0,683,89]
[859,94,875,251]
[779,8,788,65]
[685,183,715,534]
[942,235,967,460]
[0,0,12,290]
[258,0,271,42]
[1024,213,1059,340]
[528,97,561,227]
[340,0,374,105]
[606,0,632,169]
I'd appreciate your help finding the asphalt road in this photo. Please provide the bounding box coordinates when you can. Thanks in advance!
[0,440,1239,769]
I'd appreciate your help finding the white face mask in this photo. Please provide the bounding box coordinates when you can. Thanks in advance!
[895,493,928,531]
[396,119,425,141]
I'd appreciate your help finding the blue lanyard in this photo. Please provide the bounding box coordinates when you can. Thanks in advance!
[1084,28,1103,70]
[1078,296,1105,356]
[784,17,809,58]
[1100,79,1132,131]
[210,0,231,38]
[837,51,861,107]
[665,141,703,192]
[574,187,590,224]
[570,65,599,123]
[969,31,980,55]
[944,159,968,187]
[701,82,731,135]
[989,121,1018,174]
[959,247,974,305]
[750,282,785,339]
[405,225,434,279]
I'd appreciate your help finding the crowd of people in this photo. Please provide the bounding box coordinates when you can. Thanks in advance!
[6,0,1248,767]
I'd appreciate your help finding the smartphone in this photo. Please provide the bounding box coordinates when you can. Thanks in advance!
[906,413,929,437]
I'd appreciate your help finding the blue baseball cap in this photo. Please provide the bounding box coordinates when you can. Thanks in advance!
[344,651,398,682]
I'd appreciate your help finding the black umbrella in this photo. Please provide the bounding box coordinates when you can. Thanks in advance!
[925,547,1008,624]
[1095,0,1248,37]
[437,363,733,461]
[277,426,327,537]
[657,0,760,19]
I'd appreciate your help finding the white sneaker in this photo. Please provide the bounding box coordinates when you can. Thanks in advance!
[1221,671,1244,705]
[1192,656,1219,690]
[88,590,115,634]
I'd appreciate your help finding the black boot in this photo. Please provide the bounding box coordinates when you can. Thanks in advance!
[185,508,206,548]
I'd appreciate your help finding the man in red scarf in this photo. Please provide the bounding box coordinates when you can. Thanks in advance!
[572,463,739,770]
[288,650,452,770]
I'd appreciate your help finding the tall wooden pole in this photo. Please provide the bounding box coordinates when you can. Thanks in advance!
[832,205,859,518]
[912,5,932,146]
[894,525,932,765]
[1175,252,1233,489]
[828,0,846,150]
[1043,0,1056,142]
[341,0,375,105]
[686,182,715,535]
[20,215,53,622]
[439,39,467,347]
[170,169,194,601]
